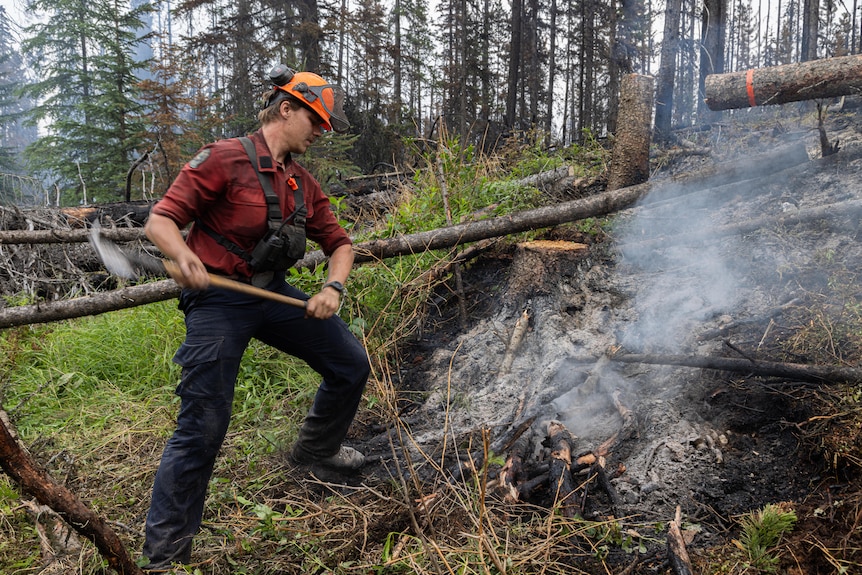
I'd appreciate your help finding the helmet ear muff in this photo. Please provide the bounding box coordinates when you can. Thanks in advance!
[269,64,295,87]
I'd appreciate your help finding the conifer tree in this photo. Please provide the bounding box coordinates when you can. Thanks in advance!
[19,0,151,203]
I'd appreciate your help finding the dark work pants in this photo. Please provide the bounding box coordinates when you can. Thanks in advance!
[142,278,369,569]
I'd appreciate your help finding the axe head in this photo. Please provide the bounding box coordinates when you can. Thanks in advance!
[89,220,163,279]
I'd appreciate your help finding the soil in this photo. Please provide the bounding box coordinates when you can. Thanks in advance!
[332,105,862,572]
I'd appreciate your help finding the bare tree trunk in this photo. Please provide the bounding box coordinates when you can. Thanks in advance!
[801,0,819,62]
[607,74,655,191]
[698,0,727,120]
[296,0,321,71]
[654,0,682,140]
[505,0,522,128]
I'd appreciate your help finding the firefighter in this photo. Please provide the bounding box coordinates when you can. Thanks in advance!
[140,66,368,572]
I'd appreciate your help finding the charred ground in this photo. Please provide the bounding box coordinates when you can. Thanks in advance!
[307,106,862,573]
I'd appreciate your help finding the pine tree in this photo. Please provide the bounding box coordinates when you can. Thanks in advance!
[19,0,152,204]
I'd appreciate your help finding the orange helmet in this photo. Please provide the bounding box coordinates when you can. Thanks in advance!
[266,64,350,133]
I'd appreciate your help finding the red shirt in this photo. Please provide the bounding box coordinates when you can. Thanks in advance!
[152,130,351,278]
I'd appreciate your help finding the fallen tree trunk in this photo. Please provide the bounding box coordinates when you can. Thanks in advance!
[0,145,812,328]
[610,353,862,383]
[513,165,577,192]
[0,410,143,575]
[0,227,144,245]
[0,280,180,329]
[704,54,862,110]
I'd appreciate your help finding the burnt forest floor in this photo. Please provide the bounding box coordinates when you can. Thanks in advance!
[284,104,862,574]
[3,104,862,575]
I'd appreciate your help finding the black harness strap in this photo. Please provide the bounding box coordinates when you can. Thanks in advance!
[239,136,283,222]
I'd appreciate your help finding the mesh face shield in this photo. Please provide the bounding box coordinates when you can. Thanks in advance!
[290,80,349,134]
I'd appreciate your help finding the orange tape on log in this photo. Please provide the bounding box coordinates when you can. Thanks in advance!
[746,69,757,107]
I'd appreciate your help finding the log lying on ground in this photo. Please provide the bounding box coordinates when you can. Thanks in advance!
[0,227,144,245]
[0,281,180,329]
[0,410,143,575]
[610,353,862,383]
[704,54,862,110]
[0,145,812,328]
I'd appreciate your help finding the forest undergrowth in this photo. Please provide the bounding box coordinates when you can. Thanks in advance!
[0,118,861,574]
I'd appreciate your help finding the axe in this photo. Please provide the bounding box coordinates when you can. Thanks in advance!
[89,221,307,310]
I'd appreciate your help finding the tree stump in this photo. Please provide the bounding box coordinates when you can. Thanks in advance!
[506,240,589,299]
[607,74,655,192]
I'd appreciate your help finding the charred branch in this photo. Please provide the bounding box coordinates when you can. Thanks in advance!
[610,352,862,383]
[546,421,579,518]
[667,506,694,575]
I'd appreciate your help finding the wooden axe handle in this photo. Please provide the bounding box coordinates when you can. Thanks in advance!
[163,260,308,309]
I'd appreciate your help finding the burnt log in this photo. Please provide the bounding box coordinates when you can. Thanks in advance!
[586,462,621,517]
[0,410,144,575]
[610,353,862,384]
[595,390,637,457]
[498,431,531,504]
[667,506,694,575]
[546,421,579,517]
[704,54,862,110]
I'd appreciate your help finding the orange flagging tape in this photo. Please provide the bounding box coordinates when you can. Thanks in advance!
[746,69,757,107]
